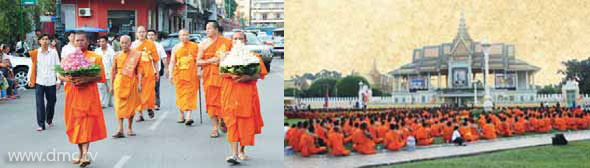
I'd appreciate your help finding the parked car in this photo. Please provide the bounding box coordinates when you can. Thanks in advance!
[161,33,202,58]
[223,31,273,71]
[9,55,32,89]
[272,28,284,59]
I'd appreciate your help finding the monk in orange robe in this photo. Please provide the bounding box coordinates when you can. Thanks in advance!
[482,119,497,140]
[220,31,268,163]
[566,114,578,130]
[442,121,454,143]
[288,122,304,152]
[198,21,233,137]
[555,114,567,131]
[110,35,141,138]
[514,117,526,135]
[384,124,404,151]
[416,122,434,145]
[327,127,350,156]
[169,29,199,125]
[498,118,513,137]
[377,120,389,140]
[460,122,475,141]
[352,122,376,154]
[59,32,107,166]
[132,26,160,122]
[299,126,327,157]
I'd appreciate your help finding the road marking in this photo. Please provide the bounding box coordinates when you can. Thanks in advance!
[113,155,131,168]
[149,110,169,130]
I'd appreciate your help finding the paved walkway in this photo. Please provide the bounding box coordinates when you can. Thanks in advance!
[284,130,590,168]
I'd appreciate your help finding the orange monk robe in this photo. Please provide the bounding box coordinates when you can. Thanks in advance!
[172,42,199,111]
[430,123,441,137]
[63,51,107,144]
[315,127,327,142]
[351,129,376,155]
[442,125,454,143]
[369,125,383,143]
[327,132,350,156]
[221,54,267,146]
[567,117,578,130]
[459,126,475,142]
[134,40,160,110]
[384,130,404,151]
[499,121,513,137]
[538,118,551,133]
[514,121,526,135]
[285,127,295,142]
[576,117,585,130]
[299,133,326,157]
[415,127,433,145]
[113,52,141,119]
[482,123,497,139]
[554,117,567,131]
[377,125,388,140]
[581,115,590,129]
[470,126,480,141]
[289,129,303,152]
[202,37,232,118]
[527,118,537,132]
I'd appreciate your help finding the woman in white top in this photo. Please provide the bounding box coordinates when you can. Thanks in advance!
[452,126,466,146]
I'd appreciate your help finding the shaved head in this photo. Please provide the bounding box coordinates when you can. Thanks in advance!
[179,29,190,43]
[136,26,147,41]
[120,35,132,52]
[232,31,247,44]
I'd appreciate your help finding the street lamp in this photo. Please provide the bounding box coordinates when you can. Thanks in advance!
[482,37,493,112]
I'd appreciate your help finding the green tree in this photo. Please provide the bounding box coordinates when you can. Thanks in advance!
[371,87,383,96]
[0,0,34,44]
[537,84,561,94]
[559,58,590,94]
[306,77,338,97]
[284,87,303,97]
[335,75,370,97]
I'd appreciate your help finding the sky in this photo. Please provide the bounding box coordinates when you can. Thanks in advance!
[285,0,590,86]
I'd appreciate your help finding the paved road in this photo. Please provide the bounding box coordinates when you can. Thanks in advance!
[285,129,590,168]
[0,58,284,168]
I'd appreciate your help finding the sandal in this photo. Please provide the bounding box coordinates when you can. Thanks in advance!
[238,153,247,160]
[177,119,186,123]
[210,129,219,138]
[71,158,81,164]
[79,159,91,168]
[148,110,155,119]
[225,155,240,165]
[185,119,194,126]
[127,132,136,136]
[136,116,145,122]
[112,132,125,138]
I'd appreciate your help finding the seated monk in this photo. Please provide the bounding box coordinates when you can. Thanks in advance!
[459,122,475,142]
[289,122,304,152]
[384,124,404,151]
[482,119,497,140]
[567,114,578,131]
[514,117,526,135]
[416,122,434,145]
[442,121,454,143]
[554,114,567,131]
[369,120,383,143]
[377,120,388,141]
[299,125,327,157]
[430,120,442,137]
[538,116,551,133]
[352,123,376,155]
[327,127,350,156]
[498,117,513,137]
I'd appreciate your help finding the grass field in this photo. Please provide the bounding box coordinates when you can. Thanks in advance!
[372,140,590,168]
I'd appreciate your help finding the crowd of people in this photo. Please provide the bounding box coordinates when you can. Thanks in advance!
[25,21,266,167]
[284,106,590,157]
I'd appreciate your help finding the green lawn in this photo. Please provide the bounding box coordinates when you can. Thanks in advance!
[373,140,590,168]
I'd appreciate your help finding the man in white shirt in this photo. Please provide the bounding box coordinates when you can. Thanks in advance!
[452,126,466,146]
[147,30,167,110]
[27,34,61,131]
[94,36,115,108]
[61,32,77,59]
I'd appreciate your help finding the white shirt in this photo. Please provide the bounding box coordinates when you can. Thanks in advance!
[154,41,167,71]
[94,46,115,79]
[452,130,462,141]
[61,44,77,59]
[28,48,60,86]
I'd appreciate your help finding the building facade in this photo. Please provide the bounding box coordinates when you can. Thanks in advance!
[250,0,283,27]
[389,16,540,107]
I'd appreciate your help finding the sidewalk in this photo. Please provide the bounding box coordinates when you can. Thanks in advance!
[284,130,590,168]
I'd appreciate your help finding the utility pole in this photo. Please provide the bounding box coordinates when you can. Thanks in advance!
[55,0,64,43]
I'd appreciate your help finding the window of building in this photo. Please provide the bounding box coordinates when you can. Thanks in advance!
[262,13,267,20]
